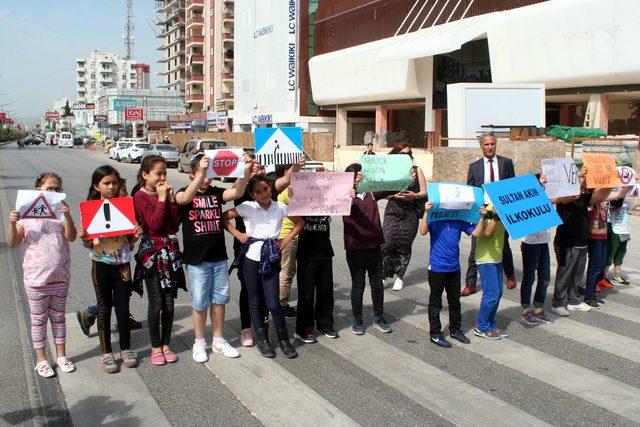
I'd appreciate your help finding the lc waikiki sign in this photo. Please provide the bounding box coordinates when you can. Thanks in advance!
[286,0,297,101]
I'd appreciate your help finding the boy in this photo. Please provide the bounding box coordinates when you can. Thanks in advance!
[175,153,252,363]
[343,163,392,335]
[419,201,473,348]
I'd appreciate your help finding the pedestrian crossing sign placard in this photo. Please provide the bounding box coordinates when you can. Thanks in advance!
[80,197,136,239]
[254,127,303,167]
[15,190,66,220]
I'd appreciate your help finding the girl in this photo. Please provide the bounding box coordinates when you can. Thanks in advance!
[7,172,77,378]
[79,166,142,374]
[223,176,304,359]
[132,155,185,366]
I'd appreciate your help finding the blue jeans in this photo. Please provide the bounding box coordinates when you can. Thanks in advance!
[87,304,98,316]
[585,239,607,300]
[476,262,504,332]
[185,260,231,310]
[520,243,550,308]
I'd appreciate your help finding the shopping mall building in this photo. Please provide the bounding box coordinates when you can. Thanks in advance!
[306,0,640,147]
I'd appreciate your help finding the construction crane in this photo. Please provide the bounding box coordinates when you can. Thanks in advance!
[123,0,135,60]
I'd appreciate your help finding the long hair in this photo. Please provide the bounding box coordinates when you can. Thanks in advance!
[87,165,121,200]
[388,142,410,155]
[131,155,166,196]
[35,172,62,189]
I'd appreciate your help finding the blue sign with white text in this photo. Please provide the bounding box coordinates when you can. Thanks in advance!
[113,98,138,111]
[254,126,303,166]
[427,183,484,224]
[483,174,562,240]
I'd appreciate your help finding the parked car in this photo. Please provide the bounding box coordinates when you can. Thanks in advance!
[46,132,57,146]
[58,132,74,148]
[301,151,325,172]
[142,143,180,168]
[178,138,227,173]
[108,141,128,159]
[119,141,151,163]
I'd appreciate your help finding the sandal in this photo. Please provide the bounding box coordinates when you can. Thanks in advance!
[56,357,76,373]
[35,360,55,378]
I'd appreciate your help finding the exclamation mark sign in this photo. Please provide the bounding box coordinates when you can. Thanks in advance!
[104,203,111,229]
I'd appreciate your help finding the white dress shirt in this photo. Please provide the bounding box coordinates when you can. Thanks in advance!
[236,200,288,261]
[483,156,499,184]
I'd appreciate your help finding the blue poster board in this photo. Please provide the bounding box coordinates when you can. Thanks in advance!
[427,183,484,224]
[254,127,303,166]
[483,174,562,239]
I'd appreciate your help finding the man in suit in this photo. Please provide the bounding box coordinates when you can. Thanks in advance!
[461,132,517,296]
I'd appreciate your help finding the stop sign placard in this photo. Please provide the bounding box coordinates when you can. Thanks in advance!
[205,148,244,178]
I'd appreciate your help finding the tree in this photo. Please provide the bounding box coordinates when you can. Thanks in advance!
[61,100,74,118]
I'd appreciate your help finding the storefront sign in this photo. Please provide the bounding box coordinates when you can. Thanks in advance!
[113,98,138,111]
[73,102,86,110]
[45,111,59,119]
[252,114,273,125]
[125,108,144,121]
[93,114,108,122]
[86,102,95,110]
[287,0,297,99]
[170,122,192,130]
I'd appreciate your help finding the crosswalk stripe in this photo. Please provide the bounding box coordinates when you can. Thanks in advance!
[318,329,549,426]
[51,314,171,426]
[591,299,640,325]
[379,291,640,423]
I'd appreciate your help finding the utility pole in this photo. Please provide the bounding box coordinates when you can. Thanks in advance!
[124,0,135,60]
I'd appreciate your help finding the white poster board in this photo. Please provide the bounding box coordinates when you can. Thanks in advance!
[15,190,66,220]
[541,158,581,199]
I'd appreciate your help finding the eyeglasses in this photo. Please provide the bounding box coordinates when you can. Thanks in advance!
[42,186,63,192]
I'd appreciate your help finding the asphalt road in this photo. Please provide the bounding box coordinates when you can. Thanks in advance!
[2,143,640,426]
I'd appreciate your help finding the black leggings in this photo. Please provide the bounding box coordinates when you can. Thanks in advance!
[91,261,132,354]
[145,272,175,348]
[242,258,285,330]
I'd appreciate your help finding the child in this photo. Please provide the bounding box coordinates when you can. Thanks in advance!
[175,153,251,363]
[472,205,508,340]
[79,166,143,374]
[132,155,185,366]
[7,173,77,378]
[343,163,393,335]
[76,178,142,336]
[223,176,304,359]
[277,170,298,318]
[605,197,639,284]
[294,215,337,343]
[419,201,473,348]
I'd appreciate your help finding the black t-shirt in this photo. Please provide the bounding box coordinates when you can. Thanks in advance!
[178,186,227,264]
[554,193,592,248]
[297,216,334,260]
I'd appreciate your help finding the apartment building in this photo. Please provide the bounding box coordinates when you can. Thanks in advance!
[156,0,187,94]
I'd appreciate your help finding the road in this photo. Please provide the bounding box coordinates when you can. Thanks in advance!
[2,143,640,426]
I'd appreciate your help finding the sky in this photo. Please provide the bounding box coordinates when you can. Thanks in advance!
[0,1,163,126]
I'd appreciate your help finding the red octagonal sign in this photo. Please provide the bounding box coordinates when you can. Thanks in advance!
[213,150,239,176]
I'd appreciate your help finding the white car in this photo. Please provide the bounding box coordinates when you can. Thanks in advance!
[58,132,74,148]
[108,141,128,160]
[119,141,151,163]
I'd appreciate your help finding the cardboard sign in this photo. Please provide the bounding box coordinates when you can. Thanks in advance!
[255,127,303,166]
[618,166,637,186]
[80,197,136,239]
[357,154,413,193]
[426,183,484,223]
[582,153,621,188]
[483,174,562,240]
[15,190,66,220]
[541,158,581,199]
[288,172,353,216]
[204,148,245,178]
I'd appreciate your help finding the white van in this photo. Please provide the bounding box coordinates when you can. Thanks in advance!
[46,132,57,146]
[58,132,74,148]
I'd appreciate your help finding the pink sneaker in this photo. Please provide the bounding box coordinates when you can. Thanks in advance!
[151,350,166,366]
[240,328,254,347]
[163,348,178,363]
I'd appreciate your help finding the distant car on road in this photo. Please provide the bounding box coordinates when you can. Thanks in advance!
[46,132,57,146]
[58,132,74,148]
[142,143,180,168]
[108,141,127,159]
[178,138,227,173]
[119,141,151,163]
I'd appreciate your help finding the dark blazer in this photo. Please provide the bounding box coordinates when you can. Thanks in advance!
[466,155,515,188]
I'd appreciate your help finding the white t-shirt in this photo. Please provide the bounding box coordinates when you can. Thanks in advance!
[523,230,551,245]
[236,200,288,261]
[611,200,636,235]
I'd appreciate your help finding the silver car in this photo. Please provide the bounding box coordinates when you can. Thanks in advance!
[142,144,180,168]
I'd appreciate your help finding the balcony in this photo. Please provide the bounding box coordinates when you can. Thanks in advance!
[186,73,204,84]
[191,55,204,64]
[76,76,86,82]
[222,32,234,44]
[221,92,233,100]
[98,75,114,83]
[222,12,234,22]
[76,66,85,72]
[221,72,233,81]
[186,35,204,47]
[187,13,204,28]
[186,93,204,102]
[98,57,114,64]
[224,49,234,62]
[186,0,204,11]
[77,87,86,92]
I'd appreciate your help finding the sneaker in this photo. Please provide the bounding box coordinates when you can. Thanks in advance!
[392,277,404,291]
[151,350,166,366]
[521,309,540,325]
[163,349,179,363]
[567,302,592,312]
[192,342,208,363]
[240,328,254,347]
[532,309,554,323]
[472,326,501,340]
[211,339,240,358]
[76,311,95,337]
[317,327,339,339]
[584,299,600,310]
[282,305,297,318]
[120,350,139,368]
[598,278,614,289]
[373,317,393,333]
[129,315,142,330]
[430,334,452,348]
[550,306,570,317]
[449,330,471,344]
[294,329,317,343]
[596,297,606,305]
[611,276,629,285]
[100,353,120,374]
[352,318,365,335]
[493,328,509,338]
[56,357,76,373]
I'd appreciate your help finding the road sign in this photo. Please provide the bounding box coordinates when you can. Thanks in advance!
[80,197,136,239]
[15,190,66,220]
[45,111,59,119]
[73,102,86,110]
[113,98,138,111]
[255,127,303,166]
[125,108,144,121]
[618,166,636,186]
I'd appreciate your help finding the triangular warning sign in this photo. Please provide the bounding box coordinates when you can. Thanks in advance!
[256,128,302,156]
[22,193,56,219]
[86,199,135,238]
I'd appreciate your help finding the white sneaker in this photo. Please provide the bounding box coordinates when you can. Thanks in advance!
[550,306,570,317]
[392,277,404,291]
[211,339,240,358]
[192,342,208,363]
[567,302,592,312]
